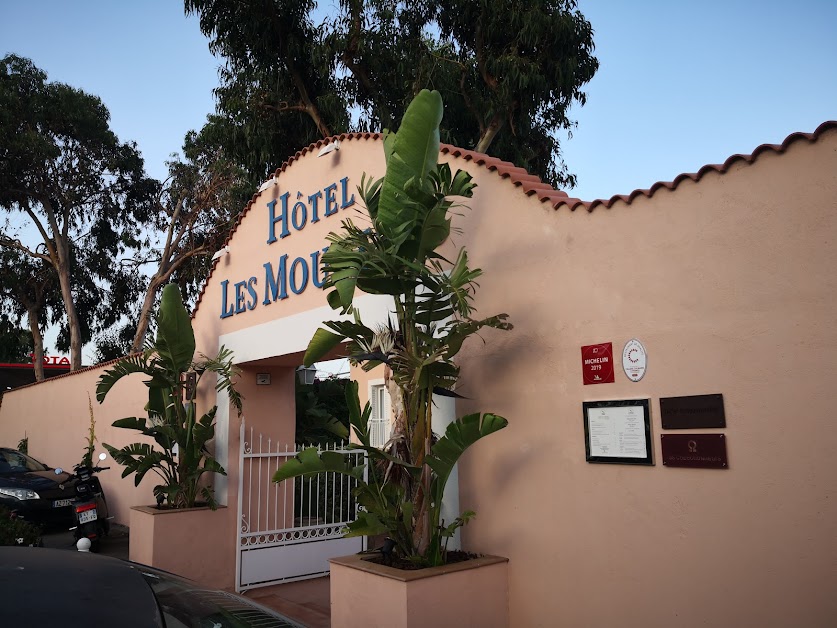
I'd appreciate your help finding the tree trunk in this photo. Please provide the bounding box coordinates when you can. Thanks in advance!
[54,244,83,370]
[475,114,504,154]
[132,276,163,353]
[26,306,45,382]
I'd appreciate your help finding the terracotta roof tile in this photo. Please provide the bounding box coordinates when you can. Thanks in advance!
[552,121,837,212]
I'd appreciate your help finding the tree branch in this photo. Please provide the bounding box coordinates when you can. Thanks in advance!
[260,101,309,114]
[0,234,51,261]
[475,113,504,154]
[340,0,391,128]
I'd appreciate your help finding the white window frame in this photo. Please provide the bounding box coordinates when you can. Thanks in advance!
[368,378,392,448]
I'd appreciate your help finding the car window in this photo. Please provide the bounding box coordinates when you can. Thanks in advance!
[0,450,47,473]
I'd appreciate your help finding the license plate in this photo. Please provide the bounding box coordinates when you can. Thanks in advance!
[78,508,98,524]
[53,499,73,508]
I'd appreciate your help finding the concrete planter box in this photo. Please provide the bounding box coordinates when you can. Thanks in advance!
[330,553,509,628]
[129,505,235,590]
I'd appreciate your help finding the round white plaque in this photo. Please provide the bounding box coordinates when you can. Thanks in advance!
[622,339,647,382]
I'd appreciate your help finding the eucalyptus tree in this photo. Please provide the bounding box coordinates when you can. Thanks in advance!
[0,317,33,365]
[0,248,60,380]
[185,0,598,188]
[125,130,249,352]
[0,55,157,369]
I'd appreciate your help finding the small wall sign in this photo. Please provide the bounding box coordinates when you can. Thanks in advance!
[583,399,653,465]
[622,339,647,382]
[581,343,615,385]
[256,373,271,385]
[660,394,726,429]
[661,434,728,468]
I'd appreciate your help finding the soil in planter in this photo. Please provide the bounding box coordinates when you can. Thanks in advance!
[152,501,212,511]
[364,550,482,571]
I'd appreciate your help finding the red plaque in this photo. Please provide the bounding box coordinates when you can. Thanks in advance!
[661,434,728,469]
[581,343,615,385]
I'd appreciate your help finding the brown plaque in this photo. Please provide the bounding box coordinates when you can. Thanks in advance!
[661,434,728,469]
[659,394,725,429]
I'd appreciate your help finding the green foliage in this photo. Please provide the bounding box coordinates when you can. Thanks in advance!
[0,248,60,377]
[0,507,42,547]
[185,0,598,189]
[295,377,350,446]
[276,91,511,567]
[97,284,243,509]
[276,383,507,566]
[0,54,158,369]
[0,316,34,363]
[16,435,27,455]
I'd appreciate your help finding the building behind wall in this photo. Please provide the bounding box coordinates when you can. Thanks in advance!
[0,122,835,626]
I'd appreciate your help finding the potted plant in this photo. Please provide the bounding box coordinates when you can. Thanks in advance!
[96,283,242,585]
[274,89,512,626]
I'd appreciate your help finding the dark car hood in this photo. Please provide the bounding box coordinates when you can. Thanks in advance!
[0,470,75,490]
[0,547,163,627]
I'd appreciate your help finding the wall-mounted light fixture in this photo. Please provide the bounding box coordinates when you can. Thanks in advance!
[296,365,317,385]
[211,245,230,262]
[317,140,340,157]
[258,176,278,192]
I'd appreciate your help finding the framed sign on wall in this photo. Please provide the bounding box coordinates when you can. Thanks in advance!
[583,399,653,465]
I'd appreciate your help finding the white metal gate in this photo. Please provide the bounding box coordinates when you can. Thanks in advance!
[235,422,366,592]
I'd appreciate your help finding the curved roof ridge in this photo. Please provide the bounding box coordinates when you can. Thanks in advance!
[555,120,837,212]
[191,133,382,315]
[192,121,837,314]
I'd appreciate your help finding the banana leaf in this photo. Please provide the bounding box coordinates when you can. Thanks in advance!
[377,90,443,237]
[155,283,195,373]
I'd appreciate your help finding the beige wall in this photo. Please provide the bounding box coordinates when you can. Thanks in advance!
[1,126,835,625]
[0,364,155,524]
[452,130,837,627]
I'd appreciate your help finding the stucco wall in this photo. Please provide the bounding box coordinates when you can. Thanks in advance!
[0,364,155,524]
[1,125,834,625]
[452,129,837,627]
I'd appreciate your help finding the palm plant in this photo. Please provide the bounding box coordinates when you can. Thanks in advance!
[275,89,511,566]
[96,283,242,509]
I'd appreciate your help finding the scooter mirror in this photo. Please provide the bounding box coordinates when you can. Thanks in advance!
[98,452,107,461]
[54,468,63,475]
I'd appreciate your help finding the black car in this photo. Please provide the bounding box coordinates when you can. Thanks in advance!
[0,546,303,627]
[0,448,77,526]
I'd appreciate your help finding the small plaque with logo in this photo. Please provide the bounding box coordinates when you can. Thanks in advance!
[581,343,615,385]
[661,434,728,469]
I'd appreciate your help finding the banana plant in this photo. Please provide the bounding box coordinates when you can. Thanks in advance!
[275,90,511,565]
[275,382,507,566]
[96,283,243,509]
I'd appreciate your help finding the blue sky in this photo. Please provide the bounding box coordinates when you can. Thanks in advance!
[1,1,835,364]
[2,0,835,200]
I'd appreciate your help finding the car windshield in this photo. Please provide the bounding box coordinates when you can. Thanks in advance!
[0,449,47,474]
[136,567,302,628]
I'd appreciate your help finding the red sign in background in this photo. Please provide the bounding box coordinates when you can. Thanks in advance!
[581,343,615,385]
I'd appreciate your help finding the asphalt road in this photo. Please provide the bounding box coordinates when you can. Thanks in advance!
[41,522,130,560]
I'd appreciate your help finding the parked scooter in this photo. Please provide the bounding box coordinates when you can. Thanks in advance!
[55,453,111,552]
